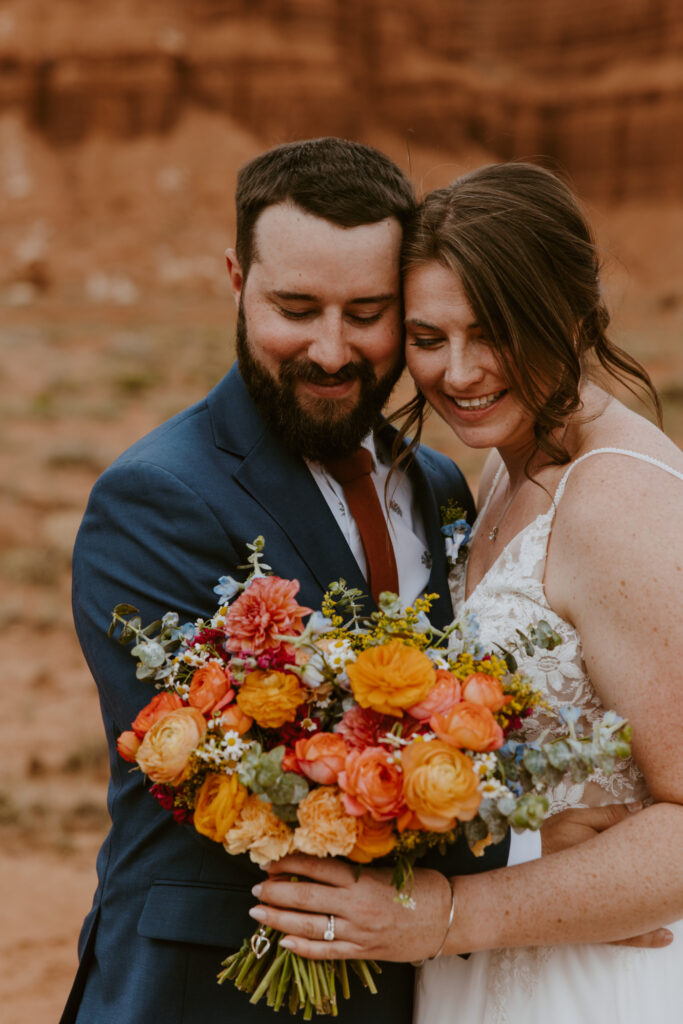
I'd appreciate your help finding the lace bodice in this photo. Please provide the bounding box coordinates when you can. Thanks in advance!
[449,448,683,812]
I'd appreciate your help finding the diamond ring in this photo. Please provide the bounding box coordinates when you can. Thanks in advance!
[323,914,335,941]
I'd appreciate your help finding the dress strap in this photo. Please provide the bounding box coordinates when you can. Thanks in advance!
[553,446,683,508]
[471,462,506,540]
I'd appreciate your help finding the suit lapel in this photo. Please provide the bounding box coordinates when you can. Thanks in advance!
[208,366,369,599]
[235,436,370,597]
[408,452,455,628]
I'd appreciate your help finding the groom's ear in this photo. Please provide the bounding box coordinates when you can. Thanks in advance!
[225,248,243,310]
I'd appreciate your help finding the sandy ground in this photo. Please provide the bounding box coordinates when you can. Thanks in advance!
[1,199,682,1023]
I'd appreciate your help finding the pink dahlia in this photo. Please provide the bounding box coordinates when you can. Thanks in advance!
[224,576,311,654]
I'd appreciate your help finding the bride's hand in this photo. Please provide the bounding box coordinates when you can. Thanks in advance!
[249,853,453,962]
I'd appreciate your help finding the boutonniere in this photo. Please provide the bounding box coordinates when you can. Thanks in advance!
[440,499,472,569]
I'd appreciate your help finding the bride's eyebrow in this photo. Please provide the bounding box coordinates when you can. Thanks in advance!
[405,317,482,329]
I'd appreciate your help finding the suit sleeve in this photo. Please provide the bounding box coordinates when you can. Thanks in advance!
[72,459,241,733]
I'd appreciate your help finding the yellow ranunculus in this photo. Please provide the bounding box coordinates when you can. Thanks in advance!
[193,772,248,842]
[346,640,436,717]
[236,670,306,729]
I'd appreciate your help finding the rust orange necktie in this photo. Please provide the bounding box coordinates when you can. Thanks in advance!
[324,448,399,605]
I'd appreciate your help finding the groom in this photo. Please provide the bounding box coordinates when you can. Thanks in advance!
[60,138,663,1024]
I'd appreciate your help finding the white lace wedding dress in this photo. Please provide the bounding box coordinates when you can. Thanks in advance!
[415,448,683,1024]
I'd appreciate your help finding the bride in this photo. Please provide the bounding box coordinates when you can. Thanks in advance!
[248,163,683,1021]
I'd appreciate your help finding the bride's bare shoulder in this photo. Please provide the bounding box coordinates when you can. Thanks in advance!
[563,399,682,502]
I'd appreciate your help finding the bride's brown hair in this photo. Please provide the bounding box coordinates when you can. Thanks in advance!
[392,162,661,468]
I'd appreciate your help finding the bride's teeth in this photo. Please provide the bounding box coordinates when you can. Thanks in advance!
[454,391,503,410]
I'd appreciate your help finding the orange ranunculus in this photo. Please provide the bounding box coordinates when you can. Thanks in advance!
[347,814,397,864]
[219,703,253,736]
[135,706,207,786]
[236,670,306,729]
[294,787,358,858]
[407,669,462,721]
[117,730,141,763]
[132,691,185,738]
[224,576,311,654]
[346,640,436,717]
[188,662,233,716]
[401,739,481,831]
[193,772,248,842]
[461,673,509,713]
[338,746,406,821]
[224,794,295,866]
[293,733,349,785]
[430,701,504,752]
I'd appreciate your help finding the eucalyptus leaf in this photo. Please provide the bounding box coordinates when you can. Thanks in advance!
[546,741,572,771]
[504,651,518,673]
[270,802,301,823]
[141,620,162,638]
[113,603,139,616]
[464,817,489,851]
[131,640,167,668]
[522,748,547,776]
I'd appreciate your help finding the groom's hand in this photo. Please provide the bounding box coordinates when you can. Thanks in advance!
[541,803,674,949]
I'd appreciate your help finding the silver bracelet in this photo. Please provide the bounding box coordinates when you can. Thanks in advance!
[412,875,456,966]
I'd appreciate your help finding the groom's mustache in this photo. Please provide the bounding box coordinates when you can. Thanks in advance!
[279,358,375,389]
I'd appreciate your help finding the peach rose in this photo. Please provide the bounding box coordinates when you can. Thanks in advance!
[224,794,295,866]
[401,739,481,831]
[430,701,504,752]
[219,704,253,736]
[224,576,311,654]
[117,730,141,763]
[461,673,509,713]
[346,640,436,717]
[236,670,306,729]
[338,746,406,821]
[135,706,207,785]
[347,814,397,864]
[193,772,248,842]
[407,669,462,721]
[294,786,358,857]
[188,662,234,716]
[293,733,349,785]
[132,691,185,738]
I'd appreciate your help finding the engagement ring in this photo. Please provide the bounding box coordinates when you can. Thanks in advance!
[323,915,335,941]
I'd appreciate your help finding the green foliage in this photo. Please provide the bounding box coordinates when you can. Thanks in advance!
[237,744,309,823]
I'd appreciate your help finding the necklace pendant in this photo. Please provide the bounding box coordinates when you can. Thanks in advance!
[489,526,499,542]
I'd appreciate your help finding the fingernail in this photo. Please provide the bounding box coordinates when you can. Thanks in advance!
[249,907,266,922]
[252,884,263,898]
[626,801,643,813]
[280,938,295,950]
[659,929,674,945]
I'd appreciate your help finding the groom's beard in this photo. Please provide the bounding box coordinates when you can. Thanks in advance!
[235,303,404,462]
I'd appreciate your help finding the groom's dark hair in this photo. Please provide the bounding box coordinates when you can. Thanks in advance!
[234,137,416,277]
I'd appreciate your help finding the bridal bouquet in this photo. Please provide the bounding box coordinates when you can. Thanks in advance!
[113,537,632,1018]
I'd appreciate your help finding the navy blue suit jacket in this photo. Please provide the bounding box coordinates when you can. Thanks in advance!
[61,365,509,1023]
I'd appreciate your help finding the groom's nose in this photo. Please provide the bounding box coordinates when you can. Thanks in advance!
[305,315,353,374]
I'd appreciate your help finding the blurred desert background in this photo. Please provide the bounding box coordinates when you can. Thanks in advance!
[1,1,681,1020]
